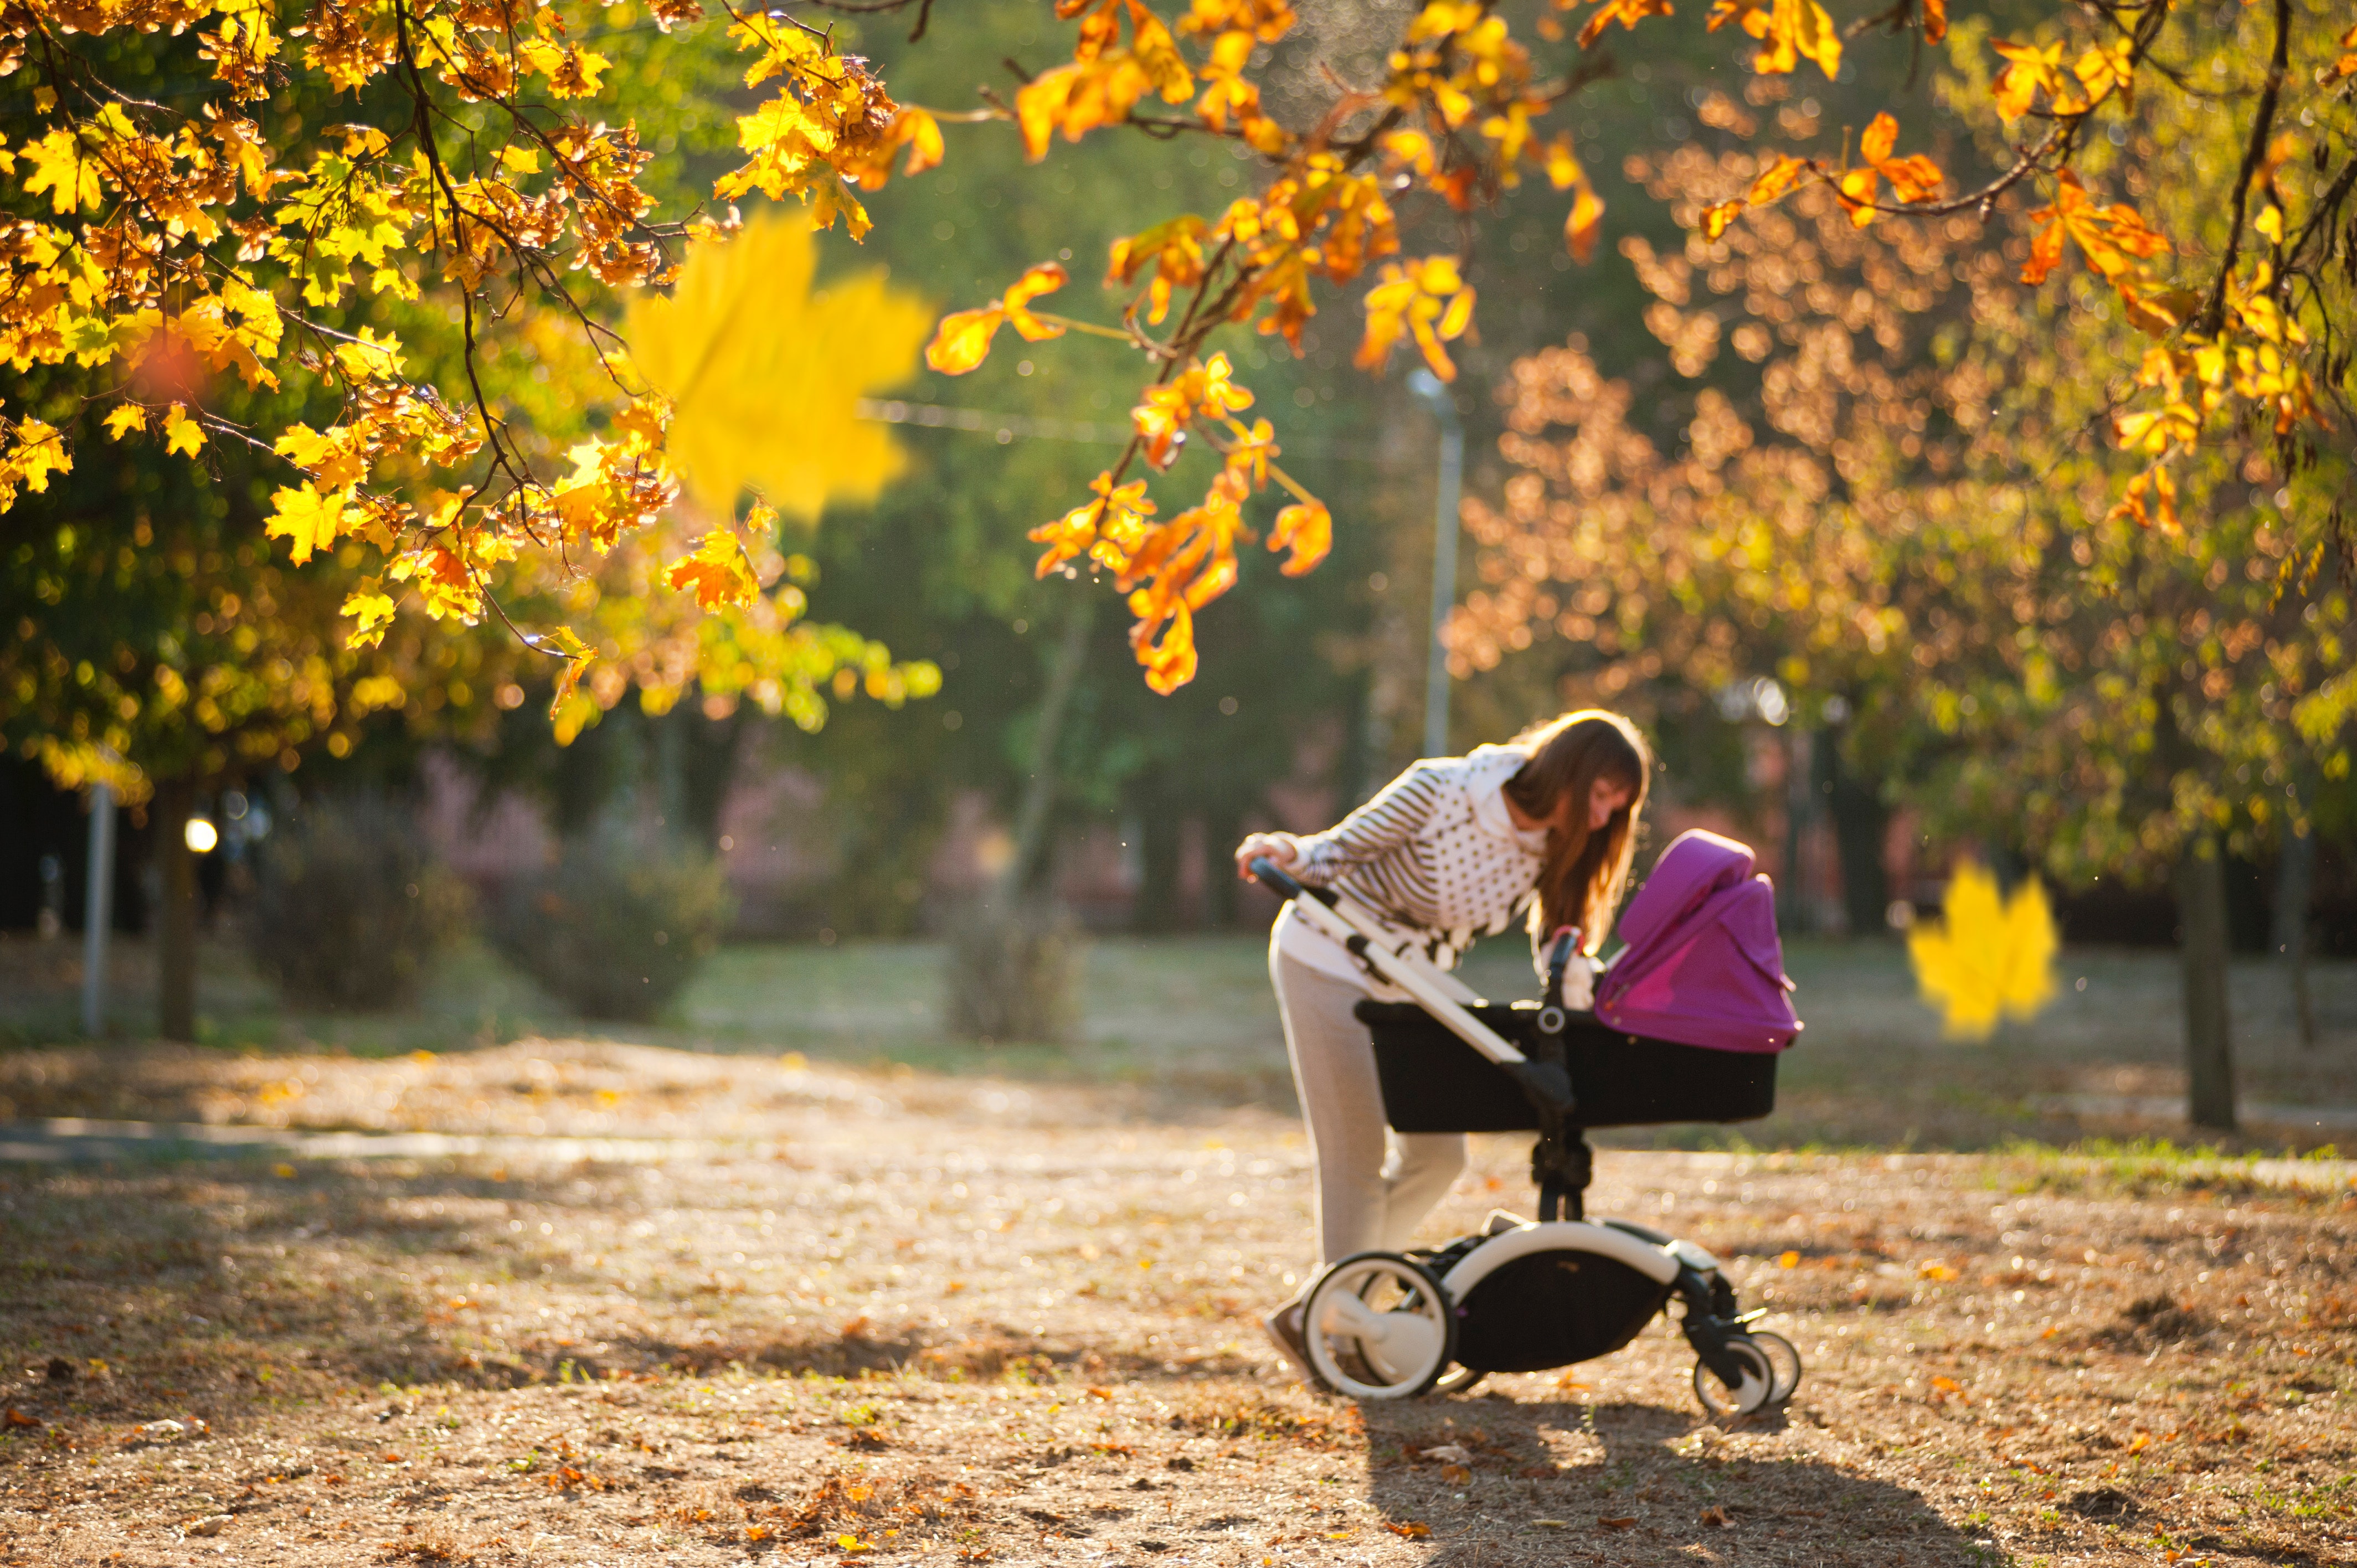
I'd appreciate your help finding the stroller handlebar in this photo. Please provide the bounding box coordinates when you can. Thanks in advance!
[1248,855,1330,905]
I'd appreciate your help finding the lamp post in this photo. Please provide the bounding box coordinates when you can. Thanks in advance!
[81,781,114,1036]
[1407,368,1463,760]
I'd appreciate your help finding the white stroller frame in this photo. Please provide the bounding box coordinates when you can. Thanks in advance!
[1255,858,1800,1414]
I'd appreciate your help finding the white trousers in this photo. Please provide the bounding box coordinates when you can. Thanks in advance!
[1269,933,1466,1268]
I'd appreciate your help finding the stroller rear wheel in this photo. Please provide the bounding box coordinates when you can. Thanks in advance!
[1429,1365,1487,1397]
[1691,1337,1774,1419]
[1302,1252,1457,1400]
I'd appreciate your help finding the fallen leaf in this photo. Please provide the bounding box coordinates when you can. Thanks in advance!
[1441,1463,1472,1484]
[1778,1250,1801,1268]
[1517,1464,1560,1479]
[2126,1432,2153,1455]
[1532,1518,1569,1529]
[185,1515,231,1538]
[1421,1443,1473,1464]
[1701,1505,1733,1526]
[1599,1515,1637,1530]
[1383,1520,1430,1538]
[2,1410,39,1430]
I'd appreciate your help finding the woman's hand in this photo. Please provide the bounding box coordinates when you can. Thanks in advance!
[1234,832,1300,882]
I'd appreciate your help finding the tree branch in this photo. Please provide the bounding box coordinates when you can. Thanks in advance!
[2196,0,2291,338]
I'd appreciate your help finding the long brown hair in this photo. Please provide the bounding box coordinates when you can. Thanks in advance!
[1501,710,1651,953]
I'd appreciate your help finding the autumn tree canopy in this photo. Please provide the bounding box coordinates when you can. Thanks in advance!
[4,0,2354,745]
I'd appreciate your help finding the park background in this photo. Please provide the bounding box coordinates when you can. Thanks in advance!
[4,0,2353,1143]
[4,0,2357,1563]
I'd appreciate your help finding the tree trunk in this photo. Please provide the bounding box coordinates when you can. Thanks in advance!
[2273,819,2317,1048]
[1777,728,1815,933]
[2175,834,2237,1132]
[1202,807,1242,930]
[1006,597,1094,896]
[155,776,198,1043]
[1825,738,1890,938]
[1133,801,1184,933]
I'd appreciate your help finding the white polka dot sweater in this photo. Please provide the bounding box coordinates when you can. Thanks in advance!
[1279,745,1547,986]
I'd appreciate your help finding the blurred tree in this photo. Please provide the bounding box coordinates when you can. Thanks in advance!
[1448,30,2355,1129]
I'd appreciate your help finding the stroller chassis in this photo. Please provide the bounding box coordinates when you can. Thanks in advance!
[1253,858,1802,1416]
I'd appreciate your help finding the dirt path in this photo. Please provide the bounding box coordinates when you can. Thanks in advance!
[3,1038,2353,1567]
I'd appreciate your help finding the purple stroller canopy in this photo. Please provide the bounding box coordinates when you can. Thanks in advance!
[1594,829,1800,1054]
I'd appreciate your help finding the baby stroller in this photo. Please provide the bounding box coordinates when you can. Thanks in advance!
[1251,830,1803,1416]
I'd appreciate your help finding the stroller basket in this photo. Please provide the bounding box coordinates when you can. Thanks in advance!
[1355,1002,1778,1133]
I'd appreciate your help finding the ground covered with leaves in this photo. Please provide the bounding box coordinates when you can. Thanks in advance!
[3,1033,2354,1568]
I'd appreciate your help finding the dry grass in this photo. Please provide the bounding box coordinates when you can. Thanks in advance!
[1,1032,2353,1567]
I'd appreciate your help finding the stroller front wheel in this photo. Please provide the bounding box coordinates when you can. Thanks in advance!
[1747,1329,1802,1405]
[1301,1252,1457,1400]
[1691,1337,1775,1419]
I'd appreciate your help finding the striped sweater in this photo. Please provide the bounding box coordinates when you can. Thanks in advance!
[1279,745,1548,986]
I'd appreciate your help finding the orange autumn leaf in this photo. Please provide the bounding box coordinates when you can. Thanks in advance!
[2022,171,2170,286]
[1356,255,1475,380]
[1003,262,1072,341]
[1134,598,1199,694]
[1748,153,1808,206]
[924,263,1068,375]
[1836,114,1944,225]
[1565,182,1605,262]
[1990,39,2076,122]
[1576,0,1673,51]
[1269,499,1331,576]
[925,307,1007,374]
[1919,0,1945,43]
[1708,0,1840,78]
[665,532,763,611]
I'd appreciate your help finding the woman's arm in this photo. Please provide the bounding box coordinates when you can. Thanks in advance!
[1287,762,1447,884]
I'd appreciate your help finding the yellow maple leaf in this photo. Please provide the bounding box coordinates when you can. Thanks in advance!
[341,589,399,648]
[266,483,357,564]
[664,531,762,610]
[1906,860,2058,1040]
[163,403,205,457]
[625,208,931,523]
[104,404,147,439]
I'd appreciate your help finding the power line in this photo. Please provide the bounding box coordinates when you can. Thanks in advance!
[855,398,1390,463]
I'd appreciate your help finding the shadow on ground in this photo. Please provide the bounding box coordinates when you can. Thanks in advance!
[1359,1397,1995,1566]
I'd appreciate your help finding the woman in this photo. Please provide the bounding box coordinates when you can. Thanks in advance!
[1234,710,1651,1375]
